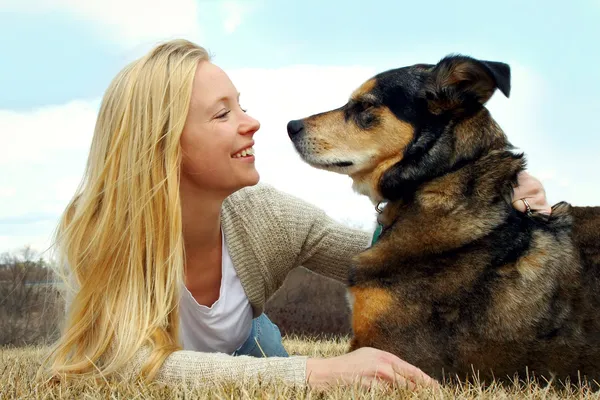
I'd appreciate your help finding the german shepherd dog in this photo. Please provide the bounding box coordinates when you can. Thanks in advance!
[287,55,600,386]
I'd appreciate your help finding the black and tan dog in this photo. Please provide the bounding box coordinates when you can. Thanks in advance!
[287,55,600,386]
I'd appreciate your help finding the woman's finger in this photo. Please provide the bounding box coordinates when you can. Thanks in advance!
[391,360,439,388]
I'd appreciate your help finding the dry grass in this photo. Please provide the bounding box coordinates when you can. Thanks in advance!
[1,335,599,399]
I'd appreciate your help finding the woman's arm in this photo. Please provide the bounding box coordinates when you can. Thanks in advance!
[263,185,372,283]
[123,345,308,386]
[124,341,437,390]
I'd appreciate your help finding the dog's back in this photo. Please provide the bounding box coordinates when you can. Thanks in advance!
[572,206,600,277]
[571,206,600,376]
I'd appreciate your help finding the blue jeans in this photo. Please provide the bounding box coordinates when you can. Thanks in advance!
[233,313,289,357]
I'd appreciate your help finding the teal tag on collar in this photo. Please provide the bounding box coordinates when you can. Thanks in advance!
[371,223,383,245]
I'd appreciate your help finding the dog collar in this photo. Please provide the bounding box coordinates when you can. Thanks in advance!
[371,201,386,245]
[371,223,384,245]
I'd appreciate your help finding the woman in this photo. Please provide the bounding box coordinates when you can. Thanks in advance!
[40,39,550,389]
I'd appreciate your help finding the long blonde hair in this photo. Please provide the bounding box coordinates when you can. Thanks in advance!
[39,39,210,382]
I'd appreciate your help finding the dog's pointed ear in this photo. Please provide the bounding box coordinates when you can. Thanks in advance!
[423,54,511,114]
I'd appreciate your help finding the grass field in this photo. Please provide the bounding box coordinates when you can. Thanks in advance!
[2,336,599,399]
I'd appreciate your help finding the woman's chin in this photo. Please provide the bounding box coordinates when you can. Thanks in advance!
[246,171,260,186]
[236,170,260,190]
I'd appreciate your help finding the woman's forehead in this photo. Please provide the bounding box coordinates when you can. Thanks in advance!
[191,62,238,107]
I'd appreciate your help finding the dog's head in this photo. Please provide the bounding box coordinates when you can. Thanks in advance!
[287,55,511,203]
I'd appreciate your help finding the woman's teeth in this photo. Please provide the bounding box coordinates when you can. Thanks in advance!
[232,147,254,158]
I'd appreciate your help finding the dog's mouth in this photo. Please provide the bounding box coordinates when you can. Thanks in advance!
[329,161,354,168]
[304,158,357,174]
[291,138,362,174]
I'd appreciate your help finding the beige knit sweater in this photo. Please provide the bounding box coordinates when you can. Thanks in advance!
[122,183,373,387]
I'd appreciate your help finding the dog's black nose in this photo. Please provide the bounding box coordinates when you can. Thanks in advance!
[287,119,304,138]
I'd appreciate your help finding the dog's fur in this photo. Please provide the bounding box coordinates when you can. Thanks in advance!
[287,55,600,386]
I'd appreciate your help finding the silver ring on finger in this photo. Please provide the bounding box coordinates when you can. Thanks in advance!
[521,198,533,217]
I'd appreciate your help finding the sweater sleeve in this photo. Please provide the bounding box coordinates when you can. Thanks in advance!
[123,346,308,387]
[268,185,373,283]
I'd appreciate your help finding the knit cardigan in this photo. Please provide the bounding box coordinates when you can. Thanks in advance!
[119,183,373,387]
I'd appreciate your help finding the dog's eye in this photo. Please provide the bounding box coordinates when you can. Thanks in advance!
[358,108,377,128]
[360,103,374,112]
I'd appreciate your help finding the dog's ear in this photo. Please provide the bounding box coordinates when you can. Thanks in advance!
[423,54,511,115]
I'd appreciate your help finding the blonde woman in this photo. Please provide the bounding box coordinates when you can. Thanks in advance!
[39,39,550,389]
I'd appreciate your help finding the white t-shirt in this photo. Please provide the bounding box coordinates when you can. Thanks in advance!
[179,231,253,354]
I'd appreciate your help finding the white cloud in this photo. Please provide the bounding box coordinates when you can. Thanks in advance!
[0,187,16,198]
[220,0,262,34]
[0,0,202,50]
[0,99,99,165]
[1,60,598,256]
[219,0,263,34]
[222,1,243,34]
[0,99,98,255]
[0,234,55,257]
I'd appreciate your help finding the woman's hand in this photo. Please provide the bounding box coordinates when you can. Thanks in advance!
[306,347,439,390]
[512,171,552,215]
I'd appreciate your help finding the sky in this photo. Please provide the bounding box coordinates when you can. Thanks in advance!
[0,0,598,258]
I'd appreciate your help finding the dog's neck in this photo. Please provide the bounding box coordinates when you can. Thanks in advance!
[368,150,525,259]
[350,165,392,205]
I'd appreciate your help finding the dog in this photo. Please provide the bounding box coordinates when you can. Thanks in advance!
[287,54,600,386]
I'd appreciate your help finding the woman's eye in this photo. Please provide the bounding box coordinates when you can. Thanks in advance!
[216,110,231,119]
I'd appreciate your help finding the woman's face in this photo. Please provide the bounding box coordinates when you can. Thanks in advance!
[180,61,260,197]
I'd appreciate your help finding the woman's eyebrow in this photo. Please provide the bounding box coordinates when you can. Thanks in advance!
[210,92,241,107]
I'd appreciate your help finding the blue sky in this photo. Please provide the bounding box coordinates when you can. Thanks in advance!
[0,0,598,257]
